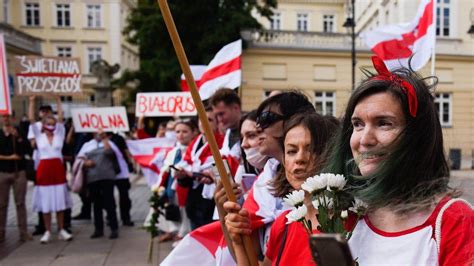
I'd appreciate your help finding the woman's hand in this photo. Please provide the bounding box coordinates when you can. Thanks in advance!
[223,201,251,244]
[83,159,95,168]
[174,168,191,179]
[214,181,242,208]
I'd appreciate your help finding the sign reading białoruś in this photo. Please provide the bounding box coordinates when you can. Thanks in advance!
[14,56,82,95]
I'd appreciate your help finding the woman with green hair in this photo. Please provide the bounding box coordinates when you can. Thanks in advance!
[326,56,473,265]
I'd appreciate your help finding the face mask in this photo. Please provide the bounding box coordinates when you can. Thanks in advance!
[43,124,56,133]
[244,147,269,170]
[165,131,177,140]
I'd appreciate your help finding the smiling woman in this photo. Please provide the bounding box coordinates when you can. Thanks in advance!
[325,56,474,265]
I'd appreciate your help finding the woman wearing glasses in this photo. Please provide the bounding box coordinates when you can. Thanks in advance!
[221,92,316,261]
[223,112,338,265]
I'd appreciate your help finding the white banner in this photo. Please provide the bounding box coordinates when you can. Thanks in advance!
[135,92,196,117]
[0,35,11,115]
[71,107,129,132]
[13,55,82,95]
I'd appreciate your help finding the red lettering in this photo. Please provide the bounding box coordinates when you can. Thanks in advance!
[175,96,184,112]
[186,97,196,112]
[108,115,117,128]
[78,114,90,128]
[115,115,126,128]
[167,96,176,113]
[90,114,98,128]
[138,95,147,113]
[157,96,166,112]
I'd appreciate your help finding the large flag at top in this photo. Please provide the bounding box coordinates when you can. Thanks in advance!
[181,39,242,100]
[361,0,436,71]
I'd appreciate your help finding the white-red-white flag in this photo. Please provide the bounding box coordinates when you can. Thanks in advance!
[161,159,286,266]
[126,138,175,187]
[181,39,242,100]
[180,65,207,91]
[0,34,11,115]
[361,0,436,71]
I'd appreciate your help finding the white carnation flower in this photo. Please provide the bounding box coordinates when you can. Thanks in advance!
[301,174,328,194]
[286,205,308,224]
[349,198,368,214]
[283,190,305,207]
[311,195,334,209]
[326,173,347,191]
[340,210,348,219]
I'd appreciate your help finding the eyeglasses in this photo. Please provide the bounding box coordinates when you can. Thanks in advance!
[256,111,285,129]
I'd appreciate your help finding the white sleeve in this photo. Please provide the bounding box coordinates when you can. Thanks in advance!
[28,123,40,139]
[56,123,65,138]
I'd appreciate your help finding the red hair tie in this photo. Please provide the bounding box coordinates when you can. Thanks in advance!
[370,56,418,118]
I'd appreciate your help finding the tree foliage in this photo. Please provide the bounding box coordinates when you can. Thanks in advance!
[119,0,276,96]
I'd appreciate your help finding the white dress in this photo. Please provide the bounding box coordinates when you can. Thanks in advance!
[30,123,73,213]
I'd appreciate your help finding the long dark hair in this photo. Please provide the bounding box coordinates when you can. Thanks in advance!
[324,67,451,212]
[272,113,339,197]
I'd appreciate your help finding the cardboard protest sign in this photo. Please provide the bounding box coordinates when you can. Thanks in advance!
[135,92,197,117]
[71,107,129,133]
[0,35,10,115]
[13,56,82,95]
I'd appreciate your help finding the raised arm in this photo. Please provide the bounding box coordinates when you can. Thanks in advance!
[28,96,35,123]
[54,95,63,123]
[66,125,75,145]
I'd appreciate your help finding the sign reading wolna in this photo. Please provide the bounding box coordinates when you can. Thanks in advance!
[135,92,196,117]
[71,107,129,132]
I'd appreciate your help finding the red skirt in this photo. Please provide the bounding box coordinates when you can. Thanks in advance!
[36,158,66,186]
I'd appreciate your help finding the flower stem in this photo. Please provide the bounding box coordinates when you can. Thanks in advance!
[147,237,154,263]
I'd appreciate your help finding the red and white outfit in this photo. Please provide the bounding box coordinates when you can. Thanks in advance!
[30,123,72,213]
[161,158,283,266]
[348,197,474,265]
[265,210,318,266]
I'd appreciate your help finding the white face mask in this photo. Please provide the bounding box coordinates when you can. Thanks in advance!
[165,131,177,140]
[244,147,269,170]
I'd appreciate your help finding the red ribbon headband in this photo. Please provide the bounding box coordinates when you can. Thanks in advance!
[370,56,418,118]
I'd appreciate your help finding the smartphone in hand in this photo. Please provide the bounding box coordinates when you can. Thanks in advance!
[309,234,353,266]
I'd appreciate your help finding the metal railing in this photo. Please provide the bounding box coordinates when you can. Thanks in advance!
[241,29,369,52]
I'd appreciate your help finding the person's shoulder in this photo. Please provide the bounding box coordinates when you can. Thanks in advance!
[273,210,291,229]
[433,197,474,232]
[441,198,473,220]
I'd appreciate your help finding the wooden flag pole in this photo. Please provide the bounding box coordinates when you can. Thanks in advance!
[156,1,258,265]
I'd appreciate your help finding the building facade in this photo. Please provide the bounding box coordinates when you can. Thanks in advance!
[242,0,474,169]
[3,0,138,115]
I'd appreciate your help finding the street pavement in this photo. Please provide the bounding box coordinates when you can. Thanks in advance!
[0,176,173,265]
[0,170,473,265]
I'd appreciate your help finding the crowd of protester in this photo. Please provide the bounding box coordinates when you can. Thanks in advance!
[0,58,472,265]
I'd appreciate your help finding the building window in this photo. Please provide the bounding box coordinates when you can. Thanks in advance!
[86,5,101,28]
[323,15,335,33]
[56,4,71,27]
[87,47,102,72]
[60,96,73,102]
[270,13,281,30]
[314,91,335,116]
[57,47,72,57]
[435,93,452,126]
[297,13,308,32]
[436,0,450,36]
[25,3,40,26]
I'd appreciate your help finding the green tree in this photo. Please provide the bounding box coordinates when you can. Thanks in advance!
[119,0,276,97]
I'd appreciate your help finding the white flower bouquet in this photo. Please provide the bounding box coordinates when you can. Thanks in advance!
[285,173,367,239]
